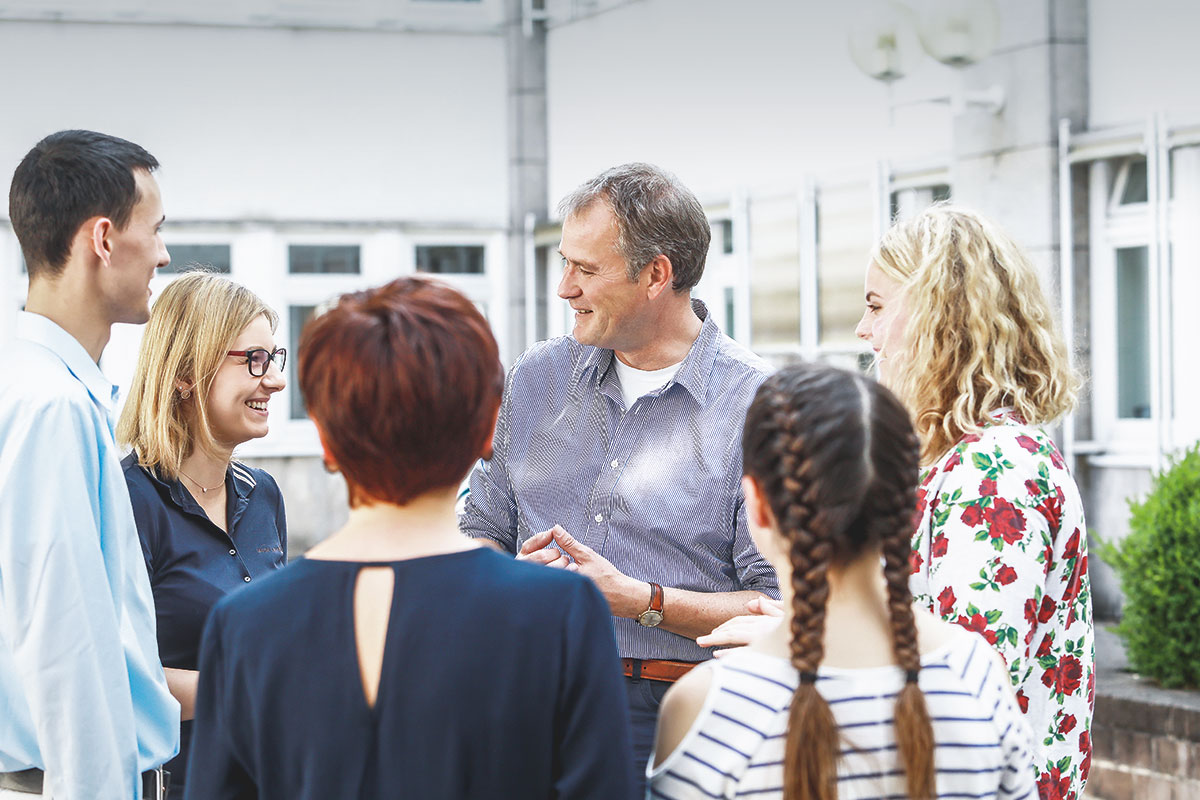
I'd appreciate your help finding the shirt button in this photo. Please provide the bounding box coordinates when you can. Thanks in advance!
[594,513,603,523]
[243,576,251,582]
[610,459,619,469]
[229,549,237,556]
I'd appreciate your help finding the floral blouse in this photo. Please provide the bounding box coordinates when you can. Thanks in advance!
[910,412,1094,800]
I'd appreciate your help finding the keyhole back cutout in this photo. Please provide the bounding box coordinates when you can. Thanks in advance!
[353,566,395,710]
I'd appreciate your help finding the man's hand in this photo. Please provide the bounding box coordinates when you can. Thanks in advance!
[518,525,644,617]
[516,526,573,568]
[517,526,777,640]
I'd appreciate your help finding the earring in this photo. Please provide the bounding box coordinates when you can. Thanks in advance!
[180,389,192,400]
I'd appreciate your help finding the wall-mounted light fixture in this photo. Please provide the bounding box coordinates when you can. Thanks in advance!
[848,0,1004,116]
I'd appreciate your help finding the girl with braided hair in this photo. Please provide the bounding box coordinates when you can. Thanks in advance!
[648,363,1035,800]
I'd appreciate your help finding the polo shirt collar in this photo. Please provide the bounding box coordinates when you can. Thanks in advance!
[139,459,253,512]
[17,311,119,413]
[577,299,720,407]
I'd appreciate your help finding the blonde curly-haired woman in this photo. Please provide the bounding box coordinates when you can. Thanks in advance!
[856,205,1093,800]
[116,272,288,791]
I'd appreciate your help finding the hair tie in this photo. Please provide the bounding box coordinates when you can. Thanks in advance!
[799,671,819,685]
[905,669,920,684]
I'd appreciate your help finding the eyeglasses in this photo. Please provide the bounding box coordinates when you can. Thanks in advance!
[227,348,287,377]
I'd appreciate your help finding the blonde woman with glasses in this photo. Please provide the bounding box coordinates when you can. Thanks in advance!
[116,272,289,792]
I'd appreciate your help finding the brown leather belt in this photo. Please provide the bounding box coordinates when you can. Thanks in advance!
[621,658,698,682]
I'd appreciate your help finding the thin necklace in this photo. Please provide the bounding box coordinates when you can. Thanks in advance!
[179,468,226,494]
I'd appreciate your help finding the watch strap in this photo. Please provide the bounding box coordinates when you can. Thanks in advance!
[647,581,664,613]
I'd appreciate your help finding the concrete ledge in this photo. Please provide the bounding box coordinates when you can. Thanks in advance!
[1088,626,1200,799]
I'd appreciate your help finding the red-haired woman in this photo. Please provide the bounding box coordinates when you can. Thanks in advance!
[185,277,634,800]
[649,364,1035,799]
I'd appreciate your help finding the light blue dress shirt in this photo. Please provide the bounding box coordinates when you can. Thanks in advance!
[0,312,179,800]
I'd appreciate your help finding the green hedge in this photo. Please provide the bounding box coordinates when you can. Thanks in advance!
[1101,442,1200,689]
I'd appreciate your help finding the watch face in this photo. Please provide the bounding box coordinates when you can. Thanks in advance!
[638,610,664,628]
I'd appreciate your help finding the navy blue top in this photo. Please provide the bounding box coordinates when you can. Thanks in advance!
[122,454,287,788]
[186,548,636,800]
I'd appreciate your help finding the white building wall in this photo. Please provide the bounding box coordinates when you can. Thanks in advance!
[545,0,954,203]
[0,21,508,224]
[1088,0,1200,129]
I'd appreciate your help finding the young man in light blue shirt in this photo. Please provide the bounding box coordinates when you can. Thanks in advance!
[0,131,180,800]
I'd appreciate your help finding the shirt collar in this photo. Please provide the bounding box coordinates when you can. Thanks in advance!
[138,459,252,511]
[577,299,719,407]
[16,311,119,413]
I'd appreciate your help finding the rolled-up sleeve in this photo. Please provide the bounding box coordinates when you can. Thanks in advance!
[459,366,520,553]
[731,495,780,597]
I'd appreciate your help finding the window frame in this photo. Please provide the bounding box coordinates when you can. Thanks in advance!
[1088,157,1157,454]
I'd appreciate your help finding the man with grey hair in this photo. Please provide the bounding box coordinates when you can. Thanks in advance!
[461,162,778,787]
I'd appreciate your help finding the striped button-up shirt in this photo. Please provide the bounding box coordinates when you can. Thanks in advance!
[461,301,779,662]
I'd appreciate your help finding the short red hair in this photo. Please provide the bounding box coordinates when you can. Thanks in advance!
[299,276,503,506]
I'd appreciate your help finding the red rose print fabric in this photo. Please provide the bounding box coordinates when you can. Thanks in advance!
[910,412,1094,799]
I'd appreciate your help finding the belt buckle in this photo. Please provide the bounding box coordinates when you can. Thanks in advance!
[144,768,167,800]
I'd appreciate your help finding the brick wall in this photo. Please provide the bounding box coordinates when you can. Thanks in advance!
[1087,676,1200,799]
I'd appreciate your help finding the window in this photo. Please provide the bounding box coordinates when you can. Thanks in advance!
[415,245,485,275]
[817,181,875,349]
[890,184,951,221]
[289,305,317,420]
[717,219,734,255]
[1083,154,1158,452]
[723,286,736,339]
[1113,157,1149,206]
[747,195,801,349]
[164,244,231,274]
[534,245,550,342]
[289,245,360,274]
[1115,246,1151,419]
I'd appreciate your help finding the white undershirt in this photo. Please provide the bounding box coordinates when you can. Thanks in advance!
[612,357,683,411]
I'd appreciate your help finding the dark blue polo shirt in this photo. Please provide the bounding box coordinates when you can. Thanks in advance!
[122,453,287,787]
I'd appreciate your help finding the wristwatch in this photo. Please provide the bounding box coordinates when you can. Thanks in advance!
[636,582,665,628]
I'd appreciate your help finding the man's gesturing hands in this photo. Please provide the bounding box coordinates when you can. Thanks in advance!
[517,525,645,618]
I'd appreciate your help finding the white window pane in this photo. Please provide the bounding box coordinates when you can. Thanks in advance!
[817,182,874,348]
[747,196,800,348]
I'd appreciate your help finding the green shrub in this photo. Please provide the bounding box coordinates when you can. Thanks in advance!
[1101,442,1200,689]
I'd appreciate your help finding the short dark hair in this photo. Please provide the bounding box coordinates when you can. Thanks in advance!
[558,162,711,292]
[8,129,159,279]
[299,276,504,507]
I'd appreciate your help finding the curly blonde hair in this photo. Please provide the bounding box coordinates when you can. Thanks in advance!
[872,205,1078,464]
[117,272,278,478]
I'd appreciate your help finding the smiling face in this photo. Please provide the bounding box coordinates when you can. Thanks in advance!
[854,261,911,384]
[204,314,286,448]
[557,201,653,354]
[103,168,170,325]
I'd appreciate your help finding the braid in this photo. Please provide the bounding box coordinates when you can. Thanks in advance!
[742,366,935,800]
[758,399,838,800]
[877,424,936,800]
